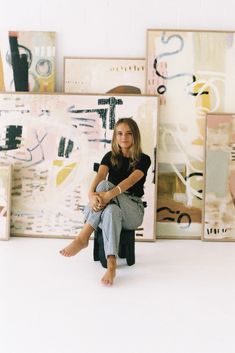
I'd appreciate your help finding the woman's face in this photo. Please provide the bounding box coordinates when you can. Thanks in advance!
[115,123,133,151]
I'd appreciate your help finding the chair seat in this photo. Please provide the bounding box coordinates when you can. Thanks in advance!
[93,227,135,268]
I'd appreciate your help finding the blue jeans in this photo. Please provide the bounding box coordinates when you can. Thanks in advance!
[84,180,144,257]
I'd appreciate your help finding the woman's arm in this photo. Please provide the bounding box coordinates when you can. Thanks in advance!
[98,169,144,205]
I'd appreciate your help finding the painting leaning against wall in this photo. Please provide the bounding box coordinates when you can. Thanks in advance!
[203,113,235,241]
[0,164,12,240]
[0,92,158,241]
[63,57,146,94]
[146,28,235,239]
[0,31,56,92]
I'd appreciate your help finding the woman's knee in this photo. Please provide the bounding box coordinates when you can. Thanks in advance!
[102,203,122,219]
[96,180,114,192]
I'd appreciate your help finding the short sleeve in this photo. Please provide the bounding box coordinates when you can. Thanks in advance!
[100,151,112,168]
[135,154,151,175]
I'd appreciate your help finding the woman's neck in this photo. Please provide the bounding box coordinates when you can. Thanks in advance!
[121,148,130,157]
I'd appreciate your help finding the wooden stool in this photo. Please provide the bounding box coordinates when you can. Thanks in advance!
[93,227,135,268]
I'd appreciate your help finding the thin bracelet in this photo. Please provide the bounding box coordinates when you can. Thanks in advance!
[117,185,122,194]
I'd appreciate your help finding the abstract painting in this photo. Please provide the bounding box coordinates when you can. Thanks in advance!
[0,164,12,240]
[147,29,235,238]
[0,31,56,92]
[203,113,235,241]
[63,57,146,94]
[0,93,158,241]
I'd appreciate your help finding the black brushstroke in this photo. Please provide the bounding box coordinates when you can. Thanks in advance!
[58,137,74,158]
[9,33,31,91]
[68,97,123,130]
[0,125,22,151]
[185,172,203,180]
[177,213,191,228]
[98,97,123,129]
[157,84,167,95]
[157,206,192,228]
[88,138,111,144]
[157,206,176,214]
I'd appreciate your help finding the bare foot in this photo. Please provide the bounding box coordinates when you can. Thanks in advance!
[60,237,88,257]
[101,256,116,286]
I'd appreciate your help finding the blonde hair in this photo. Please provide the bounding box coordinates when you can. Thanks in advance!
[111,118,142,169]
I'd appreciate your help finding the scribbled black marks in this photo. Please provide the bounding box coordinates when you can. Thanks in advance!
[231,145,235,161]
[87,138,111,143]
[153,31,209,96]
[157,84,167,95]
[79,123,94,128]
[68,96,123,131]
[58,137,74,158]
[98,97,123,129]
[0,108,30,116]
[185,172,203,180]
[67,97,123,148]
[69,106,108,129]
[176,213,191,227]
[206,228,228,235]
[185,172,203,200]
[39,109,50,117]
[0,125,23,151]
[157,206,191,229]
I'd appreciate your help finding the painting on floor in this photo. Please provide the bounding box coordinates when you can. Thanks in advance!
[203,113,235,241]
[0,93,158,241]
[0,31,56,92]
[63,57,146,94]
[0,164,12,240]
[147,29,235,238]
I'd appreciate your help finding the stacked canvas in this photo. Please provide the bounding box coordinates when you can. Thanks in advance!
[1,29,235,242]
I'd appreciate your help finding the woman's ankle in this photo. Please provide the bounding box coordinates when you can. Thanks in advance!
[107,255,116,270]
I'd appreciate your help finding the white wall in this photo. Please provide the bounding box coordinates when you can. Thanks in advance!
[1,0,235,91]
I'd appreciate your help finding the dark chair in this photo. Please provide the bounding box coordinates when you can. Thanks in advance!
[93,227,135,268]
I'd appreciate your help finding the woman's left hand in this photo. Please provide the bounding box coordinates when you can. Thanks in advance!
[97,191,111,207]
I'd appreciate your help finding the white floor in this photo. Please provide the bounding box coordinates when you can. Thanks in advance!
[1,237,235,353]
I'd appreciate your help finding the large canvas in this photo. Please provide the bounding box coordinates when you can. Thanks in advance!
[63,57,146,94]
[203,113,235,241]
[0,164,12,240]
[0,31,56,92]
[147,29,235,238]
[0,93,158,241]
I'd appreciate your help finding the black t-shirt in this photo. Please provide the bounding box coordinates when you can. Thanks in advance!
[100,151,151,197]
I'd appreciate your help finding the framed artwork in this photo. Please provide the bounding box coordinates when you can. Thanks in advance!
[63,57,146,94]
[0,92,158,241]
[147,29,235,239]
[203,113,235,241]
[0,164,12,240]
[0,31,56,92]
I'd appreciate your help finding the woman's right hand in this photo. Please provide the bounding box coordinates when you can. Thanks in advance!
[89,193,104,212]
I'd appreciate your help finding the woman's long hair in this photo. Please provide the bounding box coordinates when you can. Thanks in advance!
[111,118,142,169]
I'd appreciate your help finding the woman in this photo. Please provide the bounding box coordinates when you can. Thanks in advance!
[60,118,151,286]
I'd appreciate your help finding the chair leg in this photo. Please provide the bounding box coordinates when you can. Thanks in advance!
[118,230,135,266]
[93,234,100,261]
[99,246,107,268]
[118,242,126,258]
[96,228,107,268]
[125,241,135,266]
